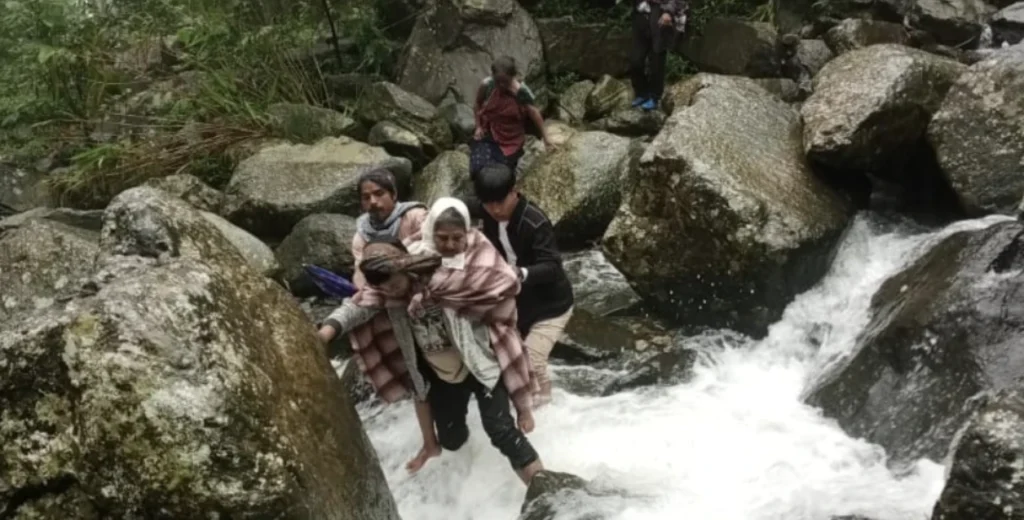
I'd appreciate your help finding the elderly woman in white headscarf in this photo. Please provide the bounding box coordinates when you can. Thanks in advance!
[318,197,543,483]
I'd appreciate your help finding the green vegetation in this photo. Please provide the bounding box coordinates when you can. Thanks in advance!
[0,0,390,207]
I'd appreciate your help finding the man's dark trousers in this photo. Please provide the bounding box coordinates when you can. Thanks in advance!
[630,4,676,102]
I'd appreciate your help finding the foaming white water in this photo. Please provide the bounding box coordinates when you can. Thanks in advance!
[356,214,1010,520]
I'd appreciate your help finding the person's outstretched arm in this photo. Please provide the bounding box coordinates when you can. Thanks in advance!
[318,299,377,341]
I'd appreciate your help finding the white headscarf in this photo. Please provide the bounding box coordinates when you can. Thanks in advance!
[408,197,472,269]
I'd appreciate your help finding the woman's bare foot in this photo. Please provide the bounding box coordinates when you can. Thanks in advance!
[406,443,441,473]
[533,382,553,409]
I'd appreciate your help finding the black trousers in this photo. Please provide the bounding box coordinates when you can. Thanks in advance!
[422,362,539,470]
[630,6,676,101]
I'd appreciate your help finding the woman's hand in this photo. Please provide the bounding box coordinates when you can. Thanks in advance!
[473,126,485,140]
[518,410,535,433]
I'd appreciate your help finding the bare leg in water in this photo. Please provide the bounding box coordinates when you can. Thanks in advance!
[406,400,441,473]
[517,459,545,484]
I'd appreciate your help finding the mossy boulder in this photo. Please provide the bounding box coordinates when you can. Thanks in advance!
[603,74,850,336]
[585,76,632,121]
[413,151,472,206]
[267,103,360,144]
[0,186,399,518]
[144,173,226,213]
[274,213,360,297]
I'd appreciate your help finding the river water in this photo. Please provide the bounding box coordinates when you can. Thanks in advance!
[353,213,1007,520]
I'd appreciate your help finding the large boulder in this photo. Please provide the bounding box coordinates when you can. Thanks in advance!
[823,19,910,55]
[0,219,98,326]
[267,103,359,144]
[519,471,614,520]
[795,38,835,77]
[223,137,412,238]
[930,390,1024,520]
[592,109,666,137]
[0,187,399,519]
[367,121,429,168]
[396,0,545,105]
[519,131,635,248]
[803,44,964,171]
[927,46,1024,215]
[438,93,477,144]
[356,82,453,159]
[199,211,280,278]
[992,3,1024,45]
[536,17,631,79]
[562,249,641,316]
[680,19,781,78]
[274,213,359,297]
[413,151,472,206]
[585,75,633,121]
[144,173,226,213]
[602,74,850,336]
[0,163,51,212]
[807,220,1024,464]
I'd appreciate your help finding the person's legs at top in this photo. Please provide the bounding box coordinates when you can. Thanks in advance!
[642,5,676,111]
[629,10,653,107]
[471,378,543,484]
[523,307,574,407]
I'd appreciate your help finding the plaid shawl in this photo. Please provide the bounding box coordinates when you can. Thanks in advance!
[349,229,537,413]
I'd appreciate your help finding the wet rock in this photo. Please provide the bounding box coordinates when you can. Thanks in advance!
[551,309,631,364]
[603,74,850,337]
[368,120,428,168]
[267,103,356,144]
[520,131,634,248]
[803,44,964,174]
[602,343,699,396]
[275,214,359,297]
[551,80,594,125]
[680,18,781,77]
[592,108,666,137]
[824,19,910,55]
[397,0,545,105]
[930,390,1024,520]
[992,3,1024,45]
[808,220,1024,463]
[562,249,641,316]
[0,219,98,326]
[413,151,472,206]
[0,163,51,212]
[927,45,1024,215]
[585,75,632,121]
[339,358,376,406]
[537,17,632,79]
[0,190,399,517]
[356,82,453,159]
[144,173,226,213]
[199,211,280,278]
[519,471,616,520]
[223,137,411,238]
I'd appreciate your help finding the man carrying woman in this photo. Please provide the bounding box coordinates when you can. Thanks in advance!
[317,198,543,483]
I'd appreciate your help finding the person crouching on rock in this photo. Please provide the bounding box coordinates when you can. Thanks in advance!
[471,56,555,177]
[351,168,427,289]
[629,0,688,111]
[317,197,544,483]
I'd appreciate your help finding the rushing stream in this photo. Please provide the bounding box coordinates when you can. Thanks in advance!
[351,213,1008,520]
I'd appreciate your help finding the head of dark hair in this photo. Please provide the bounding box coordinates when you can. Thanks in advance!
[433,207,467,231]
[358,169,397,197]
[491,56,518,77]
[473,163,516,203]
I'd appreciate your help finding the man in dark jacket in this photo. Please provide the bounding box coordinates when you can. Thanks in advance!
[630,0,688,111]
[472,163,574,406]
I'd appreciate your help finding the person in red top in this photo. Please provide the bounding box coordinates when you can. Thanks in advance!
[471,56,555,177]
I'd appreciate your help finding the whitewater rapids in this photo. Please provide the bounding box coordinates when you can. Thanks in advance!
[352,213,1008,520]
